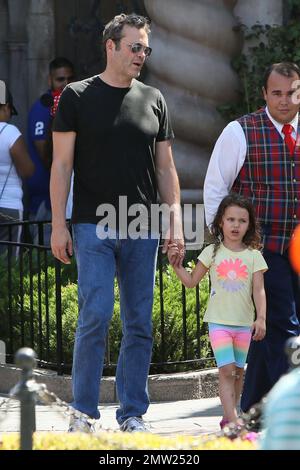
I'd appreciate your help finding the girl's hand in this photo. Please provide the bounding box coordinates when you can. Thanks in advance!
[251,318,266,341]
[167,243,179,265]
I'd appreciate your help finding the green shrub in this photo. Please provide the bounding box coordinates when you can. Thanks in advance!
[0,254,78,365]
[0,254,211,373]
[152,263,211,371]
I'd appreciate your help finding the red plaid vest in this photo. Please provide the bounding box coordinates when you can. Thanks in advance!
[232,109,300,254]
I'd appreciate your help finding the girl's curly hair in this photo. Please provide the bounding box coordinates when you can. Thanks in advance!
[210,193,262,260]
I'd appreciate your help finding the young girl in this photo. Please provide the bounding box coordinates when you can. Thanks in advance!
[168,193,268,428]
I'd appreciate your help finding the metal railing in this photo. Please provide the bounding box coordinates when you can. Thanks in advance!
[0,218,52,247]
[0,220,214,375]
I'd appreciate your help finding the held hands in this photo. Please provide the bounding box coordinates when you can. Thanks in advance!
[167,243,179,265]
[51,226,73,264]
[166,242,185,267]
[251,318,266,341]
[161,222,185,267]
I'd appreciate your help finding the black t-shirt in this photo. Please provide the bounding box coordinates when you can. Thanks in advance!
[53,76,174,224]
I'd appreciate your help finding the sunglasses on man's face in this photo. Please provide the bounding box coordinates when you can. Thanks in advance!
[55,76,74,83]
[127,43,152,57]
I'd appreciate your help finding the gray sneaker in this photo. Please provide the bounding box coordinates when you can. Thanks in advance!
[68,415,95,433]
[120,416,149,433]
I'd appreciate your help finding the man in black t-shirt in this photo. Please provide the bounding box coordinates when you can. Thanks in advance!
[50,13,184,433]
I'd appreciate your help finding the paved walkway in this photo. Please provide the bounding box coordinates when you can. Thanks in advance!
[0,395,222,435]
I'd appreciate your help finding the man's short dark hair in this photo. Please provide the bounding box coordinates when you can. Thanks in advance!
[49,57,74,73]
[102,13,151,58]
[263,62,300,89]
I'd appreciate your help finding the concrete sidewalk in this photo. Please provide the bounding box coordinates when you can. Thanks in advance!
[0,396,222,436]
[0,363,222,437]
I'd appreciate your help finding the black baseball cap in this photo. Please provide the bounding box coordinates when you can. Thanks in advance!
[0,80,18,115]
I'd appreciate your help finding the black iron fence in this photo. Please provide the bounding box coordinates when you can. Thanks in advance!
[0,220,214,375]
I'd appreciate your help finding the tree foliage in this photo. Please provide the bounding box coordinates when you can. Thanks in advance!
[220,0,300,120]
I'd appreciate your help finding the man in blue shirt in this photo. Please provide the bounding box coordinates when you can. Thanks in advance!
[27,57,74,243]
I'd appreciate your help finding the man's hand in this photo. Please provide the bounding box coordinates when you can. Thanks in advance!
[167,243,179,265]
[162,232,185,267]
[51,226,73,264]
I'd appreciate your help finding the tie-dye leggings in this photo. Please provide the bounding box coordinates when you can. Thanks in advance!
[208,323,252,368]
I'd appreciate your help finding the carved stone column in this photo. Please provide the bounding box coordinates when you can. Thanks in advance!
[27,0,55,106]
[6,42,28,131]
[144,0,241,204]
[0,0,8,82]
[235,0,282,28]
[7,0,29,132]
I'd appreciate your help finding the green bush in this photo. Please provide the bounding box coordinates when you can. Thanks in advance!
[0,254,78,366]
[152,263,211,370]
[0,254,211,373]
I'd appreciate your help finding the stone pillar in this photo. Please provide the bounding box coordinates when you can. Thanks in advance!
[6,42,28,132]
[0,0,8,81]
[7,0,29,132]
[144,0,241,204]
[27,0,55,107]
[234,0,282,28]
[234,0,283,59]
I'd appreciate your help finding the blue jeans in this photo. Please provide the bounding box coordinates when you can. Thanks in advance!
[72,224,159,423]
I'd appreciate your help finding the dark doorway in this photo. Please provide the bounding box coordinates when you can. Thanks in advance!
[54,0,148,79]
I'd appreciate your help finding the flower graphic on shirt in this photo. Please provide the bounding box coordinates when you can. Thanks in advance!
[216,258,248,292]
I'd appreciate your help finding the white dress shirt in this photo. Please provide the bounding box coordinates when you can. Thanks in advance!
[203,107,299,226]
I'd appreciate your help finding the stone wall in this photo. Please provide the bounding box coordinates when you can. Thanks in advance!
[0,0,283,185]
[144,0,241,204]
[235,0,282,28]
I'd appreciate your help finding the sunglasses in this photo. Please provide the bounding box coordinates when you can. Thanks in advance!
[127,43,152,57]
[55,76,74,83]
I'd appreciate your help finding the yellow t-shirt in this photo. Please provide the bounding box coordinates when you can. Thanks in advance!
[198,243,268,326]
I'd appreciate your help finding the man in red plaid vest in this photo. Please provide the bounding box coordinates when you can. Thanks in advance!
[204,62,300,418]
